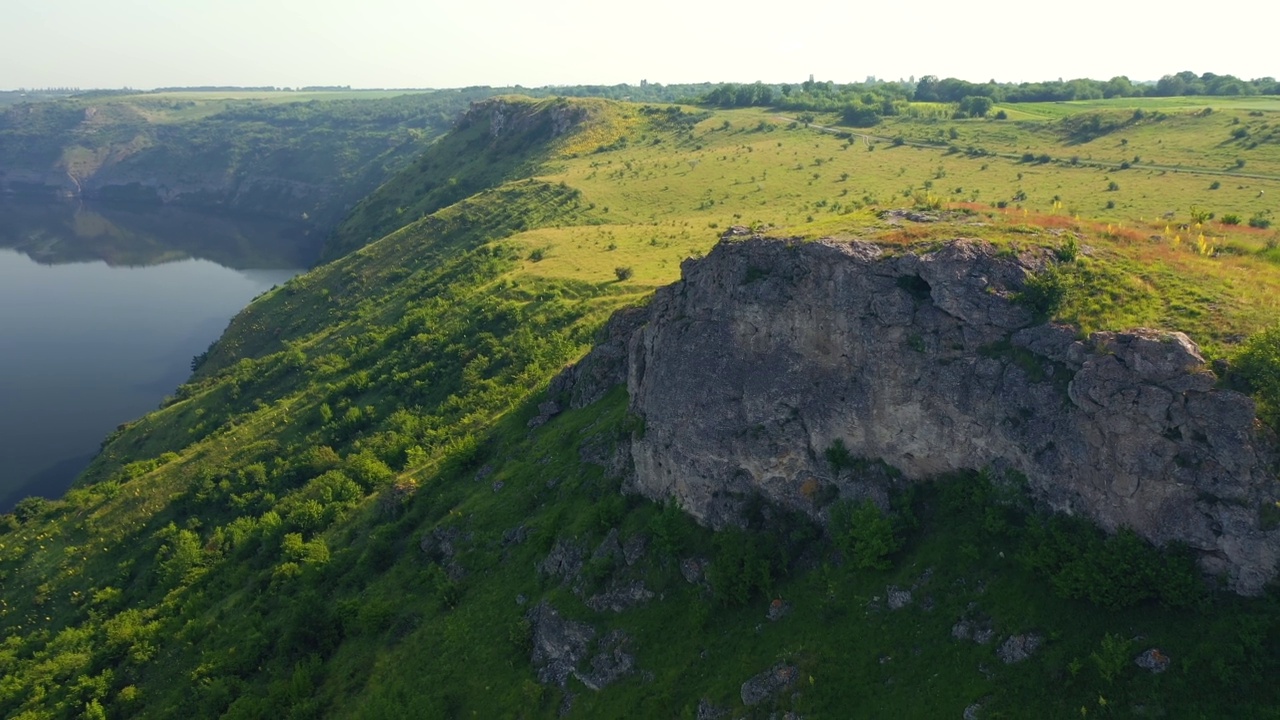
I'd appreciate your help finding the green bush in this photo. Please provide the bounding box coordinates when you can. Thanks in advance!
[1019,516,1205,610]
[1016,266,1072,321]
[1233,324,1280,429]
[830,499,900,570]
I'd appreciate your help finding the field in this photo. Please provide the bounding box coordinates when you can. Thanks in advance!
[481,101,1280,352]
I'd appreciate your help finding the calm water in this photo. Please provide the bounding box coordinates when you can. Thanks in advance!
[0,200,315,511]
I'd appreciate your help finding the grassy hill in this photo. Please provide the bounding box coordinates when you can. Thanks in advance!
[1,95,1279,719]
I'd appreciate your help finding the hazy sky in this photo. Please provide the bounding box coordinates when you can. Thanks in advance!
[2,0,1276,90]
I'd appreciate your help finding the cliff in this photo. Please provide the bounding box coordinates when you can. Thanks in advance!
[558,233,1280,595]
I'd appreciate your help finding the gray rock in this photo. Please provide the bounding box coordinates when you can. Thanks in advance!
[503,525,529,546]
[740,663,800,706]
[622,533,648,566]
[527,603,637,692]
[552,235,1280,595]
[577,630,636,690]
[997,633,1044,664]
[767,598,792,621]
[539,540,585,583]
[680,557,710,584]
[592,528,624,563]
[951,619,994,645]
[586,581,655,613]
[527,399,562,428]
[546,306,648,409]
[528,602,596,687]
[964,701,983,720]
[1135,648,1171,673]
[696,698,728,720]
[886,585,913,610]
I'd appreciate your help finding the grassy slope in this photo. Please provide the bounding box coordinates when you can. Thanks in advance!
[1,96,1279,719]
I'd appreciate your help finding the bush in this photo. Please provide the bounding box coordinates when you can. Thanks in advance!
[830,499,900,570]
[1248,213,1272,230]
[1019,516,1205,609]
[1016,266,1071,320]
[1233,324,1280,430]
[614,266,634,281]
[1221,214,1242,225]
[709,528,775,606]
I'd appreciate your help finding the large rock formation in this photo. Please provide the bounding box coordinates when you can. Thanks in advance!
[555,233,1280,595]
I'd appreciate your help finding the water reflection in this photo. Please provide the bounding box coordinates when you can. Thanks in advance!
[0,199,310,511]
[0,199,321,268]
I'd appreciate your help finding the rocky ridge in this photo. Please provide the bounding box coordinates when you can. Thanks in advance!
[552,231,1280,594]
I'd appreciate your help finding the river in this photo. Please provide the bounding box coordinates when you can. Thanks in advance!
[0,199,316,511]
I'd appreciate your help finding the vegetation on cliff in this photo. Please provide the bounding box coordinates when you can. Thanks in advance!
[1,93,1278,718]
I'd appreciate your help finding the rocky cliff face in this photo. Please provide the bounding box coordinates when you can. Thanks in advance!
[557,233,1280,595]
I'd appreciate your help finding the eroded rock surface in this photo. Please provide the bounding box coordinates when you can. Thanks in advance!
[553,235,1280,594]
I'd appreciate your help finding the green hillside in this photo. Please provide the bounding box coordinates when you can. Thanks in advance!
[2,95,1279,719]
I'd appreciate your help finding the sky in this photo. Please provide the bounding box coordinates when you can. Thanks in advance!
[1,0,1277,90]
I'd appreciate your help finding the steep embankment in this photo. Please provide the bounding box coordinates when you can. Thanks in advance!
[0,91,494,228]
[322,96,602,261]
[564,234,1279,593]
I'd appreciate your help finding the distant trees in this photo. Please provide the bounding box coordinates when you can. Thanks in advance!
[914,71,1280,103]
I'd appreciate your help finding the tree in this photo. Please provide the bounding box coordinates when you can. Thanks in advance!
[959,95,994,118]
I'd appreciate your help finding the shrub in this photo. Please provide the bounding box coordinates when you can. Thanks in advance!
[824,438,856,472]
[1221,214,1242,225]
[613,266,634,281]
[709,528,775,606]
[1016,266,1071,320]
[830,499,900,570]
[1019,516,1205,609]
[1107,181,1120,192]
[1210,180,1222,190]
[1248,213,1272,230]
[1233,324,1280,430]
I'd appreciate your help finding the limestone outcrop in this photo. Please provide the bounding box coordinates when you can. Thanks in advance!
[554,233,1280,594]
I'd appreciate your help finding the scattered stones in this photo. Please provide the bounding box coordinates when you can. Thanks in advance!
[886,585,913,610]
[997,633,1044,664]
[740,663,800,706]
[964,701,984,720]
[1135,648,1171,673]
[951,619,995,645]
[767,598,792,622]
[491,480,505,493]
[586,581,655,613]
[696,698,728,720]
